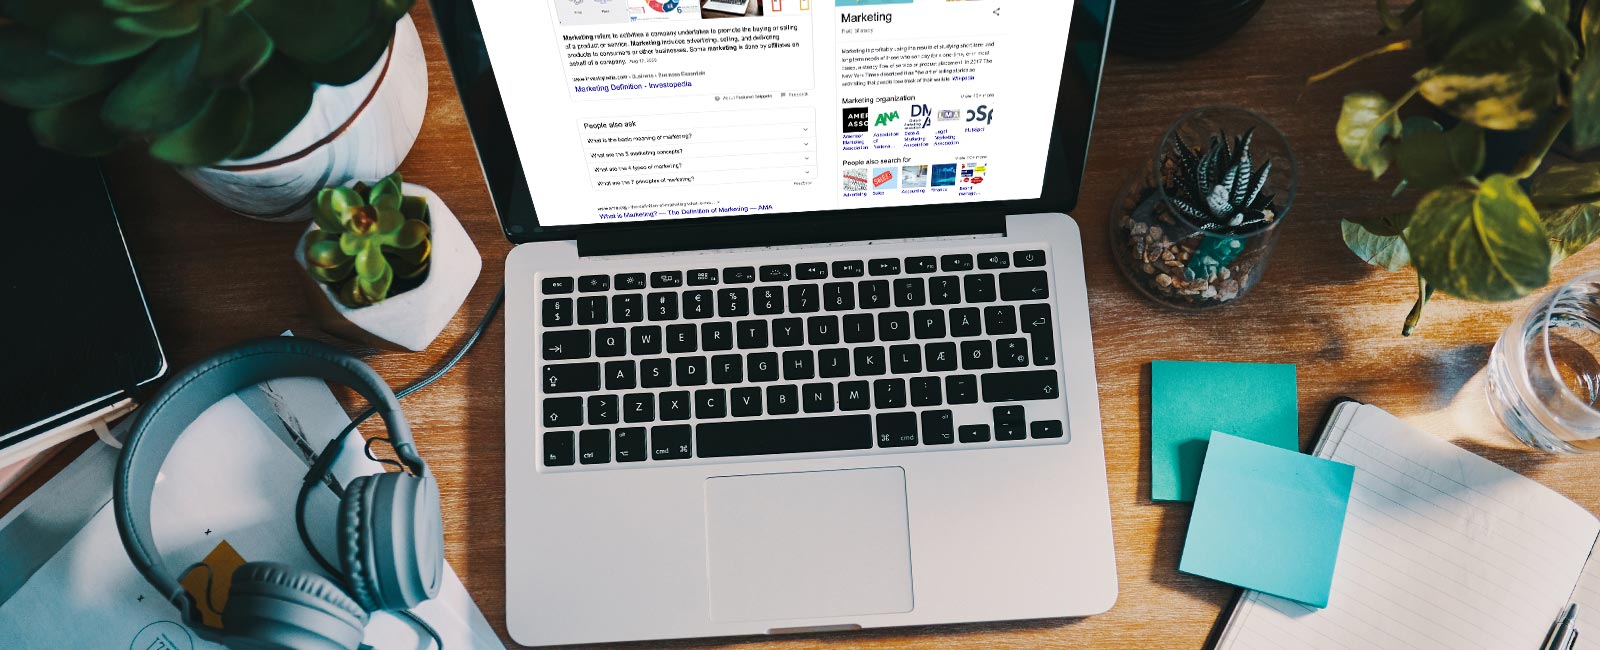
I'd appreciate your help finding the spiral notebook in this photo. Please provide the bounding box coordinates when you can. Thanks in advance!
[1215,402,1600,650]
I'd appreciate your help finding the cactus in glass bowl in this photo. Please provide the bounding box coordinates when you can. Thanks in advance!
[302,173,431,307]
[0,0,415,166]
[1167,129,1280,280]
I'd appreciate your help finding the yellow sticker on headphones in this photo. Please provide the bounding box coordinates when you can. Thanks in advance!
[179,540,247,628]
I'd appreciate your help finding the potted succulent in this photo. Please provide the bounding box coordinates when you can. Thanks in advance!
[1320,0,1600,334]
[295,174,481,351]
[1110,107,1298,308]
[0,0,427,221]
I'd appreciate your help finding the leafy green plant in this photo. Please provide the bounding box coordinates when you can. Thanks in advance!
[0,0,414,166]
[1318,0,1600,334]
[303,173,430,307]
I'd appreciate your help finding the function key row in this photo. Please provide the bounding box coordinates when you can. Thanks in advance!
[538,250,1047,295]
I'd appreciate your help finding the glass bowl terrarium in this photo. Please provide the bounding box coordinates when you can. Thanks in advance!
[1110,107,1297,309]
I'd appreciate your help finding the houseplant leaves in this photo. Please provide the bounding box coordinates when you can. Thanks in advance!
[147,86,251,165]
[28,93,121,155]
[1405,175,1551,302]
[196,7,272,86]
[1343,220,1412,272]
[1542,203,1600,262]
[101,34,210,135]
[1530,162,1600,206]
[1337,92,1399,178]
[0,26,119,109]
[46,9,159,65]
[1415,10,1577,130]
[233,57,312,160]
[1393,120,1484,191]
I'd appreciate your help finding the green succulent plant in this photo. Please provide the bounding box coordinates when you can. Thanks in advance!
[0,0,415,166]
[303,173,431,308]
[1167,129,1280,280]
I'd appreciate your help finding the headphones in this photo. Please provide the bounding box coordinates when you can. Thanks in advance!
[114,337,444,650]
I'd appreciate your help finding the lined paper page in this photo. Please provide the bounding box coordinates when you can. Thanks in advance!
[1569,550,1600,649]
[1218,404,1600,650]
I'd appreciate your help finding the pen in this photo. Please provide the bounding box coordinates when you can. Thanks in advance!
[1545,603,1579,650]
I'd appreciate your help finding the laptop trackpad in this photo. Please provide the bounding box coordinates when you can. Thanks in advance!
[704,468,914,623]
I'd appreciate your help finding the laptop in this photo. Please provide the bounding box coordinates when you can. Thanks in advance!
[430,0,1118,645]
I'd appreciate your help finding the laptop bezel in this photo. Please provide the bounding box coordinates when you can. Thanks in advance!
[429,0,1115,247]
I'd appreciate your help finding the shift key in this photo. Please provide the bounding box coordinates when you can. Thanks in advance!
[981,370,1061,402]
[543,362,600,394]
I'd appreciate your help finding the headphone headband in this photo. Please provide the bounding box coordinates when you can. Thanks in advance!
[114,337,422,624]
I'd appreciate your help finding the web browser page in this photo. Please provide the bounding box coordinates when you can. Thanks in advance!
[474,0,1074,226]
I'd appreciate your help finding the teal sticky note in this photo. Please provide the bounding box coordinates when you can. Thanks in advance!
[1151,360,1297,502]
[1180,432,1354,608]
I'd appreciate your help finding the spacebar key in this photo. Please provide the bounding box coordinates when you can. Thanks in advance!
[697,415,873,458]
[981,370,1061,402]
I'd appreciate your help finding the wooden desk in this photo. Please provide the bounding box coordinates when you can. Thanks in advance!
[10,1,1600,647]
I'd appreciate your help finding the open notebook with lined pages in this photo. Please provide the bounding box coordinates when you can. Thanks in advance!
[1215,402,1600,650]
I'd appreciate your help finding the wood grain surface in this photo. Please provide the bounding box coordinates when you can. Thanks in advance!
[10,1,1600,648]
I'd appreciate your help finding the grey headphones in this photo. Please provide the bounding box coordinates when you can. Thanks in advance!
[113,337,444,650]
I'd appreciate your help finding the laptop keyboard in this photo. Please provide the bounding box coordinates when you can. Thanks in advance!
[535,246,1069,469]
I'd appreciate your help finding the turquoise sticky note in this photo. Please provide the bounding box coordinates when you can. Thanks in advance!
[1180,432,1354,608]
[1151,360,1297,502]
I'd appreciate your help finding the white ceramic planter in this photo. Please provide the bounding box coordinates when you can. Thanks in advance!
[179,15,429,222]
[294,184,482,352]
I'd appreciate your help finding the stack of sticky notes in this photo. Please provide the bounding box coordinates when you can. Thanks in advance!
[1150,360,1355,608]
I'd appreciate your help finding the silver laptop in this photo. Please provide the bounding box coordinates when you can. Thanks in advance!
[430,0,1119,644]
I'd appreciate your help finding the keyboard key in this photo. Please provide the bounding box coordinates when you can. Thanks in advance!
[925,342,958,371]
[767,385,799,415]
[964,274,997,303]
[724,266,756,283]
[754,286,784,315]
[542,277,574,294]
[844,314,875,343]
[543,363,600,394]
[977,252,1010,269]
[737,320,768,349]
[788,284,820,313]
[910,377,942,406]
[748,352,779,381]
[961,340,994,370]
[929,276,961,304]
[543,431,574,466]
[818,348,851,378]
[1020,304,1056,366]
[651,425,692,460]
[1015,249,1047,267]
[873,378,907,408]
[998,338,1030,368]
[615,428,646,461]
[981,370,1061,402]
[695,389,726,419]
[854,346,886,376]
[796,262,829,280]
[624,394,654,423]
[1000,271,1051,301]
[832,260,865,278]
[712,354,743,384]
[996,419,1026,441]
[808,316,840,345]
[666,324,697,353]
[994,405,1025,425]
[803,383,835,413]
[543,331,590,360]
[731,387,763,417]
[544,397,582,428]
[894,278,925,307]
[958,424,991,443]
[718,288,749,317]
[683,290,714,319]
[595,328,626,357]
[687,268,718,286]
[921,410,955,445]
[648,292,678,321]
[878,312,910,341]
[839,381,870,410]
[675,356,707,386]
[913,310,946,339]
[615,273,647,290]
[542,298,572,327]
[941,254,974,272]
[876,412,919,447]
[651,271,682,288]
[984,305,1017,335]
[577,296,607,325]
[579,275,609,292]
[701,322,734,351]
[906,256,937,273]
[950,308,982,337]
[824,282,855,311]
[761,265,792,282]
[659,391,691,421]
[869,258,901,276]
[587,395,617,424]
[630,326,661,355]
[946,375,979,404]
[890,344,922,374]
[783,350,815,380]
[612,294,644,323]
[1031,420,1065,439]
[605,360,636,390]
[640,358,671,388]
[859,280,891,309]
[697,415,872,458]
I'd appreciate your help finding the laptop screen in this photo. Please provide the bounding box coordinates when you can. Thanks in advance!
[471,0,1077,228]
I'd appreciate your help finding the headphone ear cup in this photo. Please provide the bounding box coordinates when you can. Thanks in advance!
[338,471,445,611]
[222,561,367,650]
[337,475,382,612]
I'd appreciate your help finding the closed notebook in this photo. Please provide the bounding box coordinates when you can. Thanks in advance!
[1215,402,1600,650]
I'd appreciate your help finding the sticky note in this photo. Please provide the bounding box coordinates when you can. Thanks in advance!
[1180,432,1354,608]
[1151,360,1297,502]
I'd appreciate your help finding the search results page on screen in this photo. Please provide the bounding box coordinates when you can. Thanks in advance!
[474,0,1072,227]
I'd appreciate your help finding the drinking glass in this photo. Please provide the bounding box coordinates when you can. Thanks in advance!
[1487,271,1600,452]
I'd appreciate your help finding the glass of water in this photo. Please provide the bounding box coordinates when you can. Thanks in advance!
[1487,271,1600,452]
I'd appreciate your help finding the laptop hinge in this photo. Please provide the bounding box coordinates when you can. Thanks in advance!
[575,212,1008,257]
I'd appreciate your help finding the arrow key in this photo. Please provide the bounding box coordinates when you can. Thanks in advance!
[999,271,1050,301]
